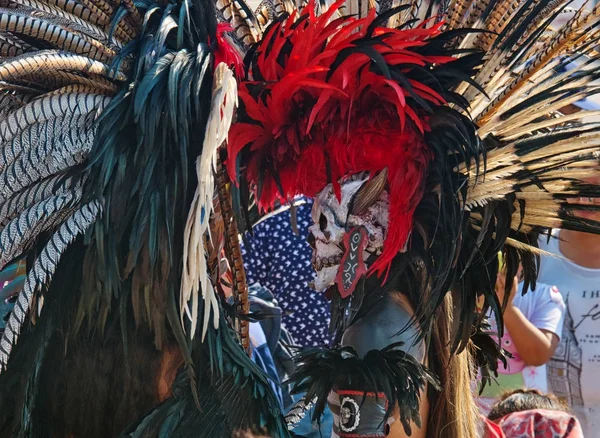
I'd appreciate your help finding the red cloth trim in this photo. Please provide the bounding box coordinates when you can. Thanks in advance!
[339,434,385,438]
[481,415,505,438]
[495,409,584,438]
[337,390,387,398]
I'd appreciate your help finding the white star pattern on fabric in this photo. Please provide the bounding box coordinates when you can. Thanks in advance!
[241,199,331,346]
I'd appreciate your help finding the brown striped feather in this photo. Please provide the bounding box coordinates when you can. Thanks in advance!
[477,3,600,124]
[0,31,32,56]
[476,0,521,50]
[446,0,470,30]
[0,92,108,143]
[0,9,117,63]
[120,0,142,28]
[15,69,118,93]
[0,51,126,84]
[5,0,123,47]
[466,0,567,102]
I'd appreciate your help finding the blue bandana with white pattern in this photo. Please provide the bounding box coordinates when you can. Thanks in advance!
[241,199,331,347]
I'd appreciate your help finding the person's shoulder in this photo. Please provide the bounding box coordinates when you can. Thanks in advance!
[532,282,566,310]
[341,294,425,360]
[514,282,564,310]
[250,209,287,236]
[536,231,571,275]
[537,230,560,251]
[254,198,313,232]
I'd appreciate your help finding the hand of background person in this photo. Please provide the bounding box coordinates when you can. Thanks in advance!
[495,272,518,310]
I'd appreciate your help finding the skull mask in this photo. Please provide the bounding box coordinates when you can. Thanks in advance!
[308,171,389,292]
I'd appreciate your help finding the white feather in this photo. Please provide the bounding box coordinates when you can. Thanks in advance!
[180,63,238,340]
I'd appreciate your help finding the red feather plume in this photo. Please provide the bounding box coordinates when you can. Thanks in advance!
[228,0,459,277]
[213,23,244,77]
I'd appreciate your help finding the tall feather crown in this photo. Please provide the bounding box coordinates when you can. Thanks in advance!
[227,0,482,275]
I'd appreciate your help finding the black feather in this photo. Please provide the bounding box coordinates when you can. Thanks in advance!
[288,343,439,436]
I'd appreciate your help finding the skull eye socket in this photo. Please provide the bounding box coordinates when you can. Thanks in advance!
[319,213,328,232]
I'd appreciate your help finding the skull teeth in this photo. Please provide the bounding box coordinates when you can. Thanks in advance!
[312,255,342,271]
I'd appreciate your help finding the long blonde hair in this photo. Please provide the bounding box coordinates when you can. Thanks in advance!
[388,290,478,438]
[426,294,478,438]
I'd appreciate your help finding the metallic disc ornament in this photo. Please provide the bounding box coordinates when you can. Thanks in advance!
[340,397,361,433]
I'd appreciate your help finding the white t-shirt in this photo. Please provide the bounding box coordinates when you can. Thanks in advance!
[539,231,600,436]
[478,282,565,413]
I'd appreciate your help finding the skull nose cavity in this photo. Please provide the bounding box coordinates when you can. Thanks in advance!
[318,213,332,240]
[307,232,316,249]
[319,213,328,230]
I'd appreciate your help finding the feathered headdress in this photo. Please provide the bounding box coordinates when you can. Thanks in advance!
[227,0,482,276]
[226,0,600,351]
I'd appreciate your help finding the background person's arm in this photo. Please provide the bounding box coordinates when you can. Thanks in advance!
[496,274,560,367]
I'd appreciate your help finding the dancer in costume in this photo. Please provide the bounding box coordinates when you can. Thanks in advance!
[224,0,600,436]
[0,0,289,436]
[1,0,600,437]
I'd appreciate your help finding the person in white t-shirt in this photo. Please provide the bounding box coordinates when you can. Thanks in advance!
[531,63,600,435]
[539,223,600,436]
[478,271,565,414]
